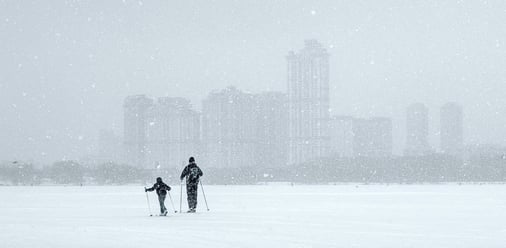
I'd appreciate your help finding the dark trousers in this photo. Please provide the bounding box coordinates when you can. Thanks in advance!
[186,183,198,209]
[158,194,167,214]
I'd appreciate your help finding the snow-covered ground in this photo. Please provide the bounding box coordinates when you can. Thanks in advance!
[0,184,505,248]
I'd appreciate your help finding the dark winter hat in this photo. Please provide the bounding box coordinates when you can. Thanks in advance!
[189,157,195,163]
[156,177,162,182]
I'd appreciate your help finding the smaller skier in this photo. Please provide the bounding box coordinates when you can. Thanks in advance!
[145,177,171,216]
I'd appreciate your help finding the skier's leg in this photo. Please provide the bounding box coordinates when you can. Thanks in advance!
[186,184,197,211]
[158,194,163,213]
[162,194,167,214]
[186,184,192,210]
[158,194,167,214]
[192,184,198,209]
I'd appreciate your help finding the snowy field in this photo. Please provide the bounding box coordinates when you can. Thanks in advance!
[0,184,505,248]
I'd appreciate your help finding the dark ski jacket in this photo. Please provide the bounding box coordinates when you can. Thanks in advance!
[146,181,171,196]
[180,162,203,185]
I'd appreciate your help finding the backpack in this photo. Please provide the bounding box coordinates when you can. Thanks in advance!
[189,166,200,180]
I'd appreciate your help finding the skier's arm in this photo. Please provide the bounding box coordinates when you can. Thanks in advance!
[180,166,188,180]
[145,184,156,192]
[162,183,171,191]
[198,167,203,177]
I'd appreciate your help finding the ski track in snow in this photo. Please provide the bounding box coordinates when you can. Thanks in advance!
[0,185,505,248]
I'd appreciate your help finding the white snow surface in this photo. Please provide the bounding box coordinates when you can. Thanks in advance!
[0,184,505,248]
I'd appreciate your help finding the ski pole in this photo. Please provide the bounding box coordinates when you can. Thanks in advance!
[167,191,177,213]
[144,187,153,216]
[200,180,210,211]
[179,180,183,213]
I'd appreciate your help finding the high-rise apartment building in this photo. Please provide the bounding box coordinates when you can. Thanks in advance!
[145,97,200,169]
[202,87,257,168]
[287,40,330,165]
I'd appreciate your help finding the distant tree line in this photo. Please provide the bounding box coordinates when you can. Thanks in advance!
[249,154,506,184]
[0,161,150,186]
[1,154,505,185]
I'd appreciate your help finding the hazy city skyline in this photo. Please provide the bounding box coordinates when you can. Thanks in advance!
[2,1,506,163]
[2,3,506,248]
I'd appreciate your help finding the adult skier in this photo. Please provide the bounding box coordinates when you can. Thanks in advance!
[180,157,203,213]
[145,177,171,216]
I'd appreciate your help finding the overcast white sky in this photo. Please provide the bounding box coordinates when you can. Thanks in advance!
[1,0,506,163]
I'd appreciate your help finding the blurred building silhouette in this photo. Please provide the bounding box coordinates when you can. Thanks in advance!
[440,102,463,156]
[329,116,354,158]
[287,40,330,165]
[404,103,431,156]
[123,95,200,169]
[352,117,393,157]
[144,97,200,169]
[254,92,289,167]
[202,87,257,168]
[123,95,153,168]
